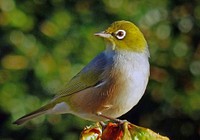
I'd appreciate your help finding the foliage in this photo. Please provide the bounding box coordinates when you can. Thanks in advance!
[80,122,169,140]
[0,0,200,139]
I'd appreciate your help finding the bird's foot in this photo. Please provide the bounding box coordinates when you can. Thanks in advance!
[96,112,128,124]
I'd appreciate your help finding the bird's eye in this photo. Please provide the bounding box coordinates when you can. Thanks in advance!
[115,30,126,40]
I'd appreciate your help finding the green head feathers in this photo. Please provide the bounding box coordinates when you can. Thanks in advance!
[96,20,147,52]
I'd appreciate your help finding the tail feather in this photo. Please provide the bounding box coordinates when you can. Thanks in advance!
[13,103,55,125]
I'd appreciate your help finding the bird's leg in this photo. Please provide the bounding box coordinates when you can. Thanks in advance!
[96,112,126,124]
[99,121,107,129]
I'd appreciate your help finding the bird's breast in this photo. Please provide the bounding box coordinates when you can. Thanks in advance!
[101,51,150,118]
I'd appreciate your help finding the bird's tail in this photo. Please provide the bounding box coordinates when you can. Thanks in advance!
[13,102,55,125]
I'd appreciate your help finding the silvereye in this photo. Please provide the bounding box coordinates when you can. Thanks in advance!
[13,20,150,125]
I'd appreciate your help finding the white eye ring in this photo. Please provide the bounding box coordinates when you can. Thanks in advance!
[115,30,126,40]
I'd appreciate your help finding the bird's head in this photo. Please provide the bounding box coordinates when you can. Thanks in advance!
[95,20,147,52]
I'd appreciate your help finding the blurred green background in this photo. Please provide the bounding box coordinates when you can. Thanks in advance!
[0,0,200,139]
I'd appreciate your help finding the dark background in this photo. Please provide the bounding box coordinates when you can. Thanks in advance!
[0,0,200,139]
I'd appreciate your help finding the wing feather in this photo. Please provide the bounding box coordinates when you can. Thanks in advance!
[56,52,112,97]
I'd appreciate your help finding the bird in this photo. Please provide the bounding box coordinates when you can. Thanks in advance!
[13,20,150,125]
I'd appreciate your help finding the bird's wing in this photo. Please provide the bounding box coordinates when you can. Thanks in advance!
[55,52,112,97]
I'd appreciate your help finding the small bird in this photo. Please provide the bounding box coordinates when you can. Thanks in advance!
[13,20,150,125]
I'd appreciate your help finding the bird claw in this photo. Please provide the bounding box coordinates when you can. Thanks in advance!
[96,112,128,124]
[114,119,128,125]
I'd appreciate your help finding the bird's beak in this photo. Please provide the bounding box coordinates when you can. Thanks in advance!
[94,31,112,39]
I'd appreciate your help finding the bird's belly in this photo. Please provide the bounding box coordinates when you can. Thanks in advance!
[103,76,148,119]
[69,72,148,121]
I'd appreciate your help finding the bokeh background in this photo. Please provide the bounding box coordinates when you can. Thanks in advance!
[0,0,200,139]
